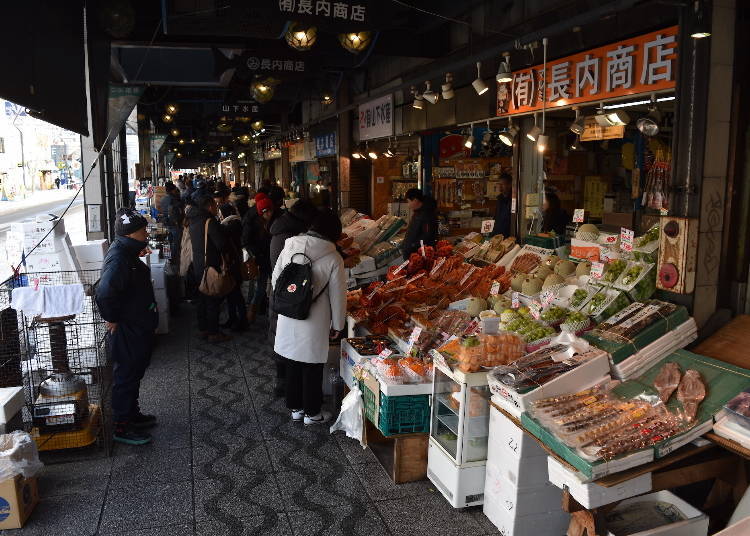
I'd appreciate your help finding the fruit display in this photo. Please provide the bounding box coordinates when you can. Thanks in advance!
[613,262,657,302]
[560,311,590,332]
[637,224,660,247]
[511,273,527,292]
[457,335,484,372]
[570,288,591,309]
[501,314,556,344]
[544,255,560,269]
[575,223,600,241]
[554,260,576,277]
[511,252,542,274]
[534,265,553,280]
[603,259,627,283]
[620,264,643,286]
[575,261,592,277]
[540,306,569,324]
[521,276,544,295]
[543,273,565,290]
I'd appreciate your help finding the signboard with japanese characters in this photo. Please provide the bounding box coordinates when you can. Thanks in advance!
[358,94,393,141]
[497,27,678,116]
[579,116,626,141]
[219,103,260,115]
[289,141,316,162]
[315,132,337,157]
[276,0,374,28]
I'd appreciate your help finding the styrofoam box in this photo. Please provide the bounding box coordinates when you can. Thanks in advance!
[78,261,102,275]
[151,263,166,289]
[484,459,565,518]
[22,236,82,275]
[9,218,66,254]
[604,490,708,536]
[72,239,109,263]
[487,405,547,463]
[341,339,377,366]
[0,387,25,424]
[349,255,376,275]
[547,456,652,509]
[490,356,612,420]
[483,502,570,536]
[339,357,357,391]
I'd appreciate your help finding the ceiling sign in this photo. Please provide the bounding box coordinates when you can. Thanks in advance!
[358,94,393,141]
[579,116,625,141]
[219,103,260,115]
[215,49,313,78]
[497,26,678,116]
[276,0,376,29]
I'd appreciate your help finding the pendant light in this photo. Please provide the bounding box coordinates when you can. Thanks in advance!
[170,128,180,137]
[537,134,549,153]
[411,86,424,110]
[339,31,373,54]
[321,91,334,105]
[251,120,264,132]
[422,81,438,104]
[464,125,475,149]
[441,73,454,100]
[496,52,512,83]
[472,62,488,95]
[569,108,585,135]
[498,118,518,146]
[691,0,711,38]
[527,114,541,141]
[251,80,275,103]
[285,23,317,51]
[161,113,174,124]
[165,103,179,115]
[178,138,185,145]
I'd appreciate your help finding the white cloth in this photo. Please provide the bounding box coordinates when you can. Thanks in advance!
[272,235,346,364]
[12,283,84,318]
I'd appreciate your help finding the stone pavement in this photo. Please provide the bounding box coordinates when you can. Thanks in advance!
[4,307,501,535]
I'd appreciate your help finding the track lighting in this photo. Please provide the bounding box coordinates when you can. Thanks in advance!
[605,110,630,126]
[384,138,395,157]
[368,150,378,159]
[527,114,541,141]
[498,120,518,146]
[464,126,475,149]
[423,81,438,104]
[537,134,548,153]
[352,146,364,159]
[496,52,512,83]
[411,86,424,109]
[691,0,711,38]
[441,73,454,100]
[472,62,488,95]
[569,108,585,135]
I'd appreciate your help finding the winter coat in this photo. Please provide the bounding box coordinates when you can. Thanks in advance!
[241,210,275,273]
[492,194,512,237]
[402,196,438,259]
[95,236,158,332]
[221,214,244,282]
[188,208,227,278]
[272,234,346,364]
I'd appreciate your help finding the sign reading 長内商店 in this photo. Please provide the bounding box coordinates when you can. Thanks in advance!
[358,94,393,141]
[496,26,678,116]
[276,0,374,28]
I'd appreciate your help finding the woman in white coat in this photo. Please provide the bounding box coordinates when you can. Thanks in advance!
[272,210,347,425]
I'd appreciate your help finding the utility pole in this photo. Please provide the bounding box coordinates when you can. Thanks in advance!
[11,108,29,195]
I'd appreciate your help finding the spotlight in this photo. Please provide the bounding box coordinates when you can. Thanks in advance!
[321,91,334,105]
[605,110,630,126]
[637,96,662,137]
[472,62,488,95]
[190,138,195,144]
[384,147,394,157]
[464,134,475,149]
[251,120,264,132]
[423,81,438,104]
[368,150,378,159]
[498,122,518,146]
[527,125,541,142]
[691,0,711,38]
[496,52,512,83]
[571,136,581,151]
[176,152,182,158]
[569,109,585,135]
[441,73,454,100]
[178,139,185,145]
[285,23,317,51]
[594,105,611,126]
[162,114,174,123]
[165,103,179,115]
[537,134,548,153]
[411,86,424,109]
[170,128,180,137]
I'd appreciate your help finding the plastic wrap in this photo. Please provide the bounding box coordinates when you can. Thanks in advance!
[0,431,44,480]
[330,385,365,447]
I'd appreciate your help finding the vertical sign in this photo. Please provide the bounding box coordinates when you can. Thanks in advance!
[358,94,393,141]
[314,132,337,157]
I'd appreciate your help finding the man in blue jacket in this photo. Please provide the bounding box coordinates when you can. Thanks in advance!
[95,208,159,445]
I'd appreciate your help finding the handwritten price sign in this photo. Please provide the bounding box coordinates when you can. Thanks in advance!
[573,208,585,223]
[481,219,495,234]
[620,227,634,252]
[590,261,605,279]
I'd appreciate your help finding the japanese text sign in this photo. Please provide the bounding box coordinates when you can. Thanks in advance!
[358,94,393,141]
[481,219,495,234]
[621,228,634,251]
[277,0,373,27]
[497,27,678,117]
[314,132,337,157]
[591,262,605,279]
[573,209,585,223]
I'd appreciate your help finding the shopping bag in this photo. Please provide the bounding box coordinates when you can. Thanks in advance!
[329,384,365,447]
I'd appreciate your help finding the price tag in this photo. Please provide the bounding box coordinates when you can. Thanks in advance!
[393,260,408,274]
[490,281,501,296]
[600,247,612,263]
[529,301,541,320]
[481,219,495,234]
[512,292,520,309]
[511,198,517,214]
[540,289,555,307]
[420,240,426,257]
[460,265,477,285]
[429,257,446,276]
[406,326,422,353]
[378,348,393,360]
[620,227,634,252]
[573,208,585,223]
[591,261,605,279]
[463,319,481,335]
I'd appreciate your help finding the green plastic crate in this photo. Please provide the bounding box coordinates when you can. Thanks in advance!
[360,380,431,436]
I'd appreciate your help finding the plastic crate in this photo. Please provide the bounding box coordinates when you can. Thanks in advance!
[360,380,430,436]
[524,234,563,249]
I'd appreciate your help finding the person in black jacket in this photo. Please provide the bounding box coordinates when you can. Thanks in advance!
[491,173,513,238]
[188,195,231,342]
[95,208,159,446]
[268,199,318,397]
[402,188,438,259]
[219,203,247,331]
[541,191,569,236]
[241,194,276,323]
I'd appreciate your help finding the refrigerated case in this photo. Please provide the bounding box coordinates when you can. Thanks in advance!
[427,362,491,508]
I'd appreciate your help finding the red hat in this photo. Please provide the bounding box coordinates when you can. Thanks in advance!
[256,197,274,214]
[255,192,268,203]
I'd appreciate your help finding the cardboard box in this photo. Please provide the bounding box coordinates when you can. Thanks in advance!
[0,475,38,530]
[72,239,109,263]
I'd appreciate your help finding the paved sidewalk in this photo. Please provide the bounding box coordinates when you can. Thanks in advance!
[0,189,78,218]
[5,307,500,535]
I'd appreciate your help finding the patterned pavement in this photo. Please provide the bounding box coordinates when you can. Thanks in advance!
[3,306,500,535]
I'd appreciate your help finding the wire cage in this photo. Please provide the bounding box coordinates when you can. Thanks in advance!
[0,270,112,462]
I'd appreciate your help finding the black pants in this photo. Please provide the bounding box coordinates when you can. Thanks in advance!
[197,291,222,334]
[109,323,154,423]
[285,360,324,416]
[225,284,246,324]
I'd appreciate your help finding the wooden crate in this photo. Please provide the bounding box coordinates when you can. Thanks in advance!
[363,418,428,484]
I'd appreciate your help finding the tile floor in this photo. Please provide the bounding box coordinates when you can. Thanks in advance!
[3,308,501,535]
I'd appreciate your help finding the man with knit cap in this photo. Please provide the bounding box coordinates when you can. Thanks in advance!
[96,207,159,446]
[242,192,277,323]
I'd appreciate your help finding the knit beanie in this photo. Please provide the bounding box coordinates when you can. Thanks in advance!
[115,208,148,236]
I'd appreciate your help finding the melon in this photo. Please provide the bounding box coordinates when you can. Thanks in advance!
[544,255,560,269]
[534,265,553,280]
[576,261,592,276]
[554,260,576,277]
[576,223,600,240]
[522,276,544,295]
[543,273,565,290]
[465,297,488,317]
[511,273,526,292]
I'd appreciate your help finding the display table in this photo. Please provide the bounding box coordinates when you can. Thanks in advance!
[693,315,750,370]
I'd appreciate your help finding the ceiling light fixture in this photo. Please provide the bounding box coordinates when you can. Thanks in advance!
[423,81,439,104]
[441,73,454,100]
[190,138,195,144]
[594,103,610,126]
[537,134,548,153]
[636,94,662,137]
[411,86,424,110]
[472,62,488,95]
[464,125,475,149]
[527,114,541,141]
[178,139,185,145]
[569,108,585,135]
[691,0,711,38]
[603,96,675,110]
[170,128,180,137]
[321,91,334,105]
[161,114,174,124]
[605,109,630,126]
[571,136,581,151]
[251,120,264,132]
[498,119,518,146]
[352,146,364,159]
[339,31,373,54]
[285,23,317,51]
[496,52,512,83]
[251,79,275,103]
[165,103,179,115]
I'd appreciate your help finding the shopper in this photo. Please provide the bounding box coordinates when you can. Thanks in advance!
[214,182,230,206]
[273,209,346,425]
[189,195,232,342]
[492,173,513,238]
[541,191,570,236]
[268,199,319,397]
[229,186,249,219]
[219,203,248,331]
[95,208,159,446]
[160,182,184,265]
[242,193,276,323]
[402,188,438,259]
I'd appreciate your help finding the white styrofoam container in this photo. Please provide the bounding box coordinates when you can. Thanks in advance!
[0,387,25,424]
[604,490,708,536]
[487,405,547,462]
[22,235,82,276]
[339,357,358,391]
[483,503,570,536]
[349,255,376,275]
[484,459,565,518]
[72,239,109,263]
[547,456,652,509]
[713,517,750,536]
[488,351,611,419]
[151,262,166,289]
[9,218,66,254]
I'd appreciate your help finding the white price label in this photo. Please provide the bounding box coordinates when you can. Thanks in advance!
[420,240,426,257]
[600,247,612,263]
[481,219,495,234]
[573,208,585,223]
[393,260,408,274]
[529,301,541,320]
[490,281,501,296]
[429,257,446,276]
[408,326,422,346]
[429,349,448,369]
[378,348,393,360]
[511,198,517,214]
[460,265,477,285]
[591,262,605,279]
[512,292,520,309]
[540,289,555,307]
[620,227,634,252]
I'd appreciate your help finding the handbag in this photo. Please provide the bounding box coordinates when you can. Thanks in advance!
[198,219,235,297]
[178,221,193,277]
[242,258,258,281]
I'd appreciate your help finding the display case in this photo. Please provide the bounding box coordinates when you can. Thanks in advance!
[427,361,491,508]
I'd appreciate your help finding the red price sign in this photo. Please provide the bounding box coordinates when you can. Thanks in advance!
[512,292,520,309]
[573,208,585,223]
[620,227,634,252]
[591,262,605,279]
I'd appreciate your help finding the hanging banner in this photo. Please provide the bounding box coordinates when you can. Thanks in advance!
[497,26,678,116]
[107,85,144,141]
[358,94,393,141]
[315,132,337,157]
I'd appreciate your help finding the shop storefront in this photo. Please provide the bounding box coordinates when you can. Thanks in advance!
[312,131,337,209]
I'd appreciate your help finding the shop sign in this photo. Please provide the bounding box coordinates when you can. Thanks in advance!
[264,147,282,160]
[358,94,393,141]
[220,103,260,114]
[497,26,678,116]
[289,140,315,162]
[579,116,625,141]
[315,132,337,157]
[276,0,375,27]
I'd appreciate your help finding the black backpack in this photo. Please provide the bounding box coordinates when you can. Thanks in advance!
[272,252,328,320]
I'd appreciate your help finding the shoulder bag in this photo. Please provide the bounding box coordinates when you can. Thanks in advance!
[198,219,235,297]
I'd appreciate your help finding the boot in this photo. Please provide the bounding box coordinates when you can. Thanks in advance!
[246,304,257,324]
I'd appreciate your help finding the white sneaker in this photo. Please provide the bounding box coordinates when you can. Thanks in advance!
[291,409,304,422]
[304,411,332,426]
